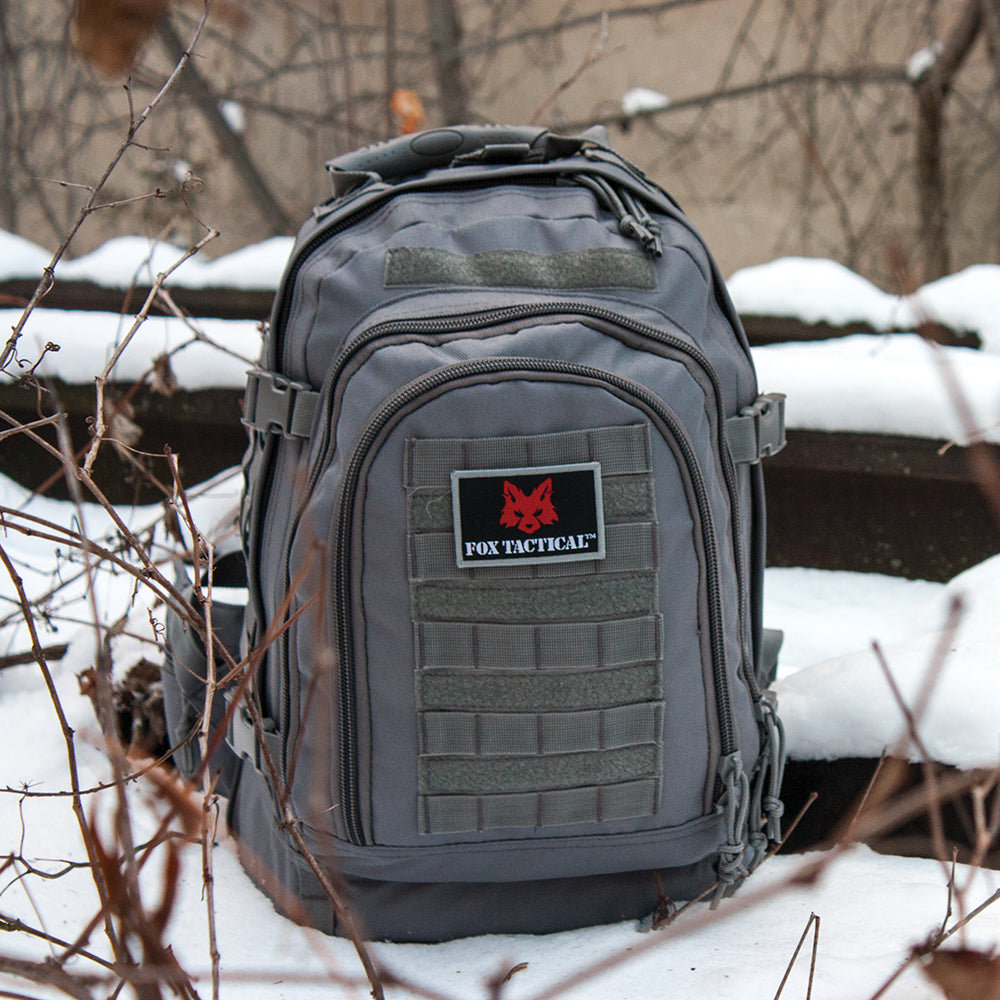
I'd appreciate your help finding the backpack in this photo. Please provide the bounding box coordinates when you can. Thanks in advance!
[162,124,788,942]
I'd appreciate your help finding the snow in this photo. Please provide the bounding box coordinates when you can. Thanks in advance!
[5,233,996,350]
[0,307,261,388]
[3,610,1000,997]
[727,255,1000,353]
[773,558,1000,768]
[2,517,1000,997]
[0,229,50,278]
[753,333,1000,443]
[919,264,1000,353]
[727,256,909,329]
[219,99,246,134]
[621,87,671,115]
[4,239,999,447]
[907,41,943,83]
[2,231,295,290]
[2,234,1000,996]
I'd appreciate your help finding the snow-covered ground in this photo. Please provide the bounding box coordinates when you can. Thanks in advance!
[2,523,998,997]
[0,228,293,291]
[2,235,1000,998]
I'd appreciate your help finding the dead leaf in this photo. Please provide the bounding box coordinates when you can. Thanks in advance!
[103,398,142,457]
[71,0,173,77]
[143,764,202,840]
[150,353,178,397]
[390,89,426,135]
[924,949,1000,1000]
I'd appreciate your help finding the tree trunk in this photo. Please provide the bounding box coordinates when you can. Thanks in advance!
[910,0,982,280]
[424,0,469,125]
[157,17,293,235]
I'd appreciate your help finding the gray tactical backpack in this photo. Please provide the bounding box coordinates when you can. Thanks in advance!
[163,124,787,942]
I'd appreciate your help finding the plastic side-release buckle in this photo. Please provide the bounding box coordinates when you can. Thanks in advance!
[243,369,319,439]
[225,690,280,774]
[727,393,787,464]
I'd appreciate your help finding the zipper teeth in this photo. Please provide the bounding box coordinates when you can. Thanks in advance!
[311,302,721,492]
[334,357,734,846]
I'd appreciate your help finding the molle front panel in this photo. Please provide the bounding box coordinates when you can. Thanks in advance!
[356,374,721,878]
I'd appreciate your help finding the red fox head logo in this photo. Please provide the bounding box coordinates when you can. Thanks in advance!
[500,478,558,535]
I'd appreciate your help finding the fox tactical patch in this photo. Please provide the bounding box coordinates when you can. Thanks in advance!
[451,462,605,567]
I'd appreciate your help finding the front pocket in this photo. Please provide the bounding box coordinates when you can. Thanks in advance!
[405,424,665,834]
[332,356,735,849]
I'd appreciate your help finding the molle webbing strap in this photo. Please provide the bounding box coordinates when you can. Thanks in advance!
[414,615,661,670]
[419,744,661,796]
[411,575,657,623]
[417,662,661,713]
[420,702,662,756]
[406,423,664,835]
[405,424,651,488]
[421,779,660,834]
[410,522,656,580]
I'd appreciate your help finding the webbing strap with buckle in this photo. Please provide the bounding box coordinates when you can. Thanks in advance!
[244,369,319,438]
[226,691,282,774]
[246,371,787,462]
[726,393,787,464]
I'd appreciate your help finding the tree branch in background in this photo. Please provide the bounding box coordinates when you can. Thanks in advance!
[156,15,294,234]
[0,3,213,375]
[529,12,614,126]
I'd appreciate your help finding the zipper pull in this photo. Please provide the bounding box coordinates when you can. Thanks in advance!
[574,174,663,258]
[712,751,750,906]
[620,189,663,258]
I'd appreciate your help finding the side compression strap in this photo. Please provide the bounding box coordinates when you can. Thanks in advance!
[244,370,787,467]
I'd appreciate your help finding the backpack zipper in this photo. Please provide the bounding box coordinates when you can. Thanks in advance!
[331,357,734,847]
[265,163,702,371]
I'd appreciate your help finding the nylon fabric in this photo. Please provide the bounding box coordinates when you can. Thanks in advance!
[189,127,788,941]
[416,661,661,713]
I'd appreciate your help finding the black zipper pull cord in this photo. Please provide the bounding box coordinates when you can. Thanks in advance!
[573,174,663,258]
[620,188,663,258]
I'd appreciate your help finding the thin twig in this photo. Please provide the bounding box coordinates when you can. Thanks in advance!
[871,642,950,870]
[84,228,219,477]
[772,912,820,1000]
[529,12,617,125]
[0,4,216,374]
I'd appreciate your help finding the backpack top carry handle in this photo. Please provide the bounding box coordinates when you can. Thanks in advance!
[326,124,605,187]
